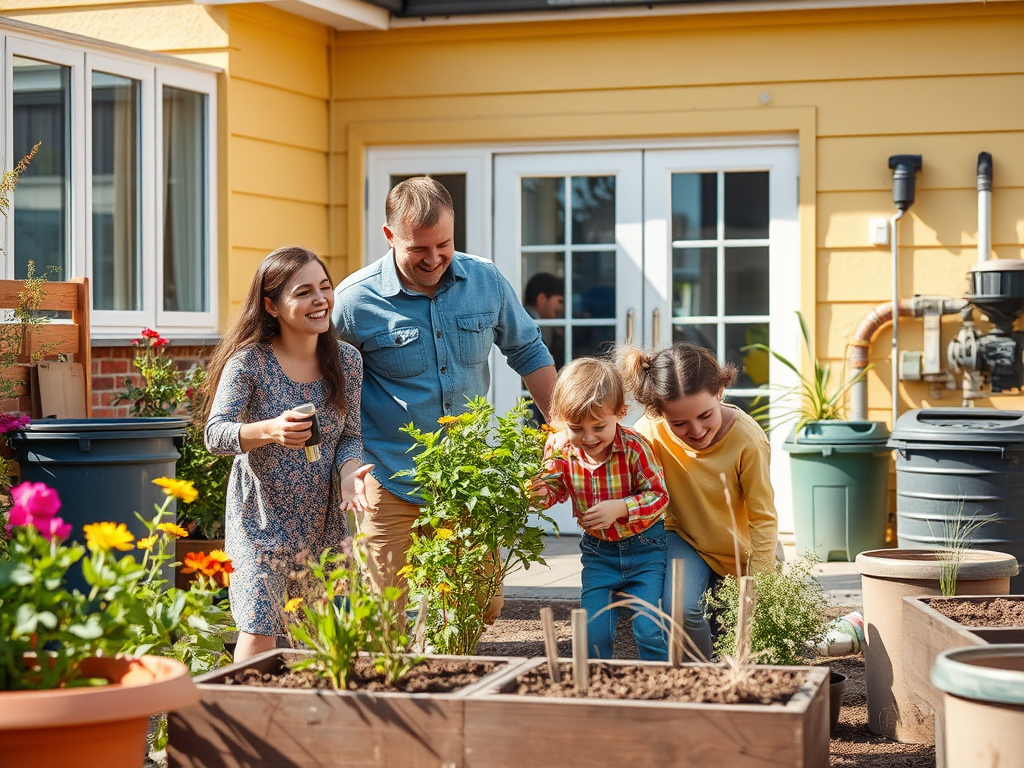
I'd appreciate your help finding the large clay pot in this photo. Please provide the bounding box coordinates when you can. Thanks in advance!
[856,548,1018,743]
[932,645,1024,768]
[0,655,199,768]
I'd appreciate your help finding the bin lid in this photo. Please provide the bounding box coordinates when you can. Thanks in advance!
[783,420,891,445]
[18,417,188,434]
[889,408,1024,446]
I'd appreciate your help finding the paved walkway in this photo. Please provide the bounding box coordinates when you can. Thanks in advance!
[504,534,864,609]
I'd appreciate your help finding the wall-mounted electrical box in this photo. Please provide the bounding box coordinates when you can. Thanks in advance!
[869,218,890,246]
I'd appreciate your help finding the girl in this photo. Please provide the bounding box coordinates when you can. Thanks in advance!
[534,357,669,661]
[204,246,370,662]
[619,343,778,659]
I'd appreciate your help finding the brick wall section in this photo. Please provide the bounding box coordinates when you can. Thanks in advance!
[91,345,215,418]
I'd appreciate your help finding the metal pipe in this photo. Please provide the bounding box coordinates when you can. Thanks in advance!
[977,152,993,263]
[891,210,904,428]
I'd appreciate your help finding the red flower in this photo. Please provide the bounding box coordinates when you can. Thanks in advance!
[152,337,170,348]
[131,339,141,346]
[141,328,160,339]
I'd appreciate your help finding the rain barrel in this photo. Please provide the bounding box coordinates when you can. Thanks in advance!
[889,408,1024,593]
[783,420,891,562]
[9,418,188,543]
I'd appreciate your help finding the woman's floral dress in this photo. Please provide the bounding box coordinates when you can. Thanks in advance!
[205,342,363,635]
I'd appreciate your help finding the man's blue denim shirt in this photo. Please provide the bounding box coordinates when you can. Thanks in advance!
[333,251,554,502]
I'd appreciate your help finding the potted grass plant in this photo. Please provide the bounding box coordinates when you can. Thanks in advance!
[745,312,890,562]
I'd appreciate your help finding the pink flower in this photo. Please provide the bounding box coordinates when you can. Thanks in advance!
[131,339,141,346]
[33,516,72,543]
[0,413,31,434]
[141,328,160,339]
[10,482,62,525]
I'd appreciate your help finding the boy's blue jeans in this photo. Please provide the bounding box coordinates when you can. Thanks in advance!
[579,520,668,662]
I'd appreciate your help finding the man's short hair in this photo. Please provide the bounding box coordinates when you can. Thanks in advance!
[385,177,455,234]
[524,272,564,306]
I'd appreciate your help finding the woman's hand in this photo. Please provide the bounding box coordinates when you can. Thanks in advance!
[340,463,374,514]
[265,409,313,449]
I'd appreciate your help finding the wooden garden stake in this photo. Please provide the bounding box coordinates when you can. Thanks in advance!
[571,608,589,693]
[669,558,686,666]
[539,606,561,684]
[737,575,756,662]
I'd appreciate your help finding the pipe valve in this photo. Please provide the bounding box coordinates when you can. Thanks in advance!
[888,154,923,212]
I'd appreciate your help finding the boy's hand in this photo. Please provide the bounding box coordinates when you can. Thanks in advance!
[530,476,555,504]
[582,500,628,531]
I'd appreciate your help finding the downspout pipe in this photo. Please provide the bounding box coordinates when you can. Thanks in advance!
[887,155,922,428]
[978,152,993,264]
[847,296,967,421]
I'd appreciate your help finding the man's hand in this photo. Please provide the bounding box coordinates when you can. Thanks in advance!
[581,499,628,531]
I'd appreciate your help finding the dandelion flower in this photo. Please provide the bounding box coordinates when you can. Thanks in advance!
[157,522,189,539]
[207,549,231,562]
[433,528,454,541]
[136,535,157,550]
[84,522,135,552]
[284,597,304,613]
[152,477,199,504]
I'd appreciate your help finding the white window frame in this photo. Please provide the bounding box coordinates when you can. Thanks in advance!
[0,23,218,339]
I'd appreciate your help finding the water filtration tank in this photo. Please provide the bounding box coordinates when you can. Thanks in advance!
[889,408,1024,593]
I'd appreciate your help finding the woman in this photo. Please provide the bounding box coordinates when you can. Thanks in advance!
[204,246,370,661]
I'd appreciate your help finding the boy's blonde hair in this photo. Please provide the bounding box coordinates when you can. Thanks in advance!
[548,357,626,426]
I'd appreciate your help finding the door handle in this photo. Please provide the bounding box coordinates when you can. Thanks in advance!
[652,308,661,349]
[625,308,634,346]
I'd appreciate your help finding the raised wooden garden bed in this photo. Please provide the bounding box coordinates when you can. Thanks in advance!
[167,649,528,768]
[462,658,830,768]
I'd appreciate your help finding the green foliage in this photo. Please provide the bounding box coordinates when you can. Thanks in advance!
[175,368,232,539]
[744,311,869,435]
[285,542,421,689]
[399,397,551,655]
[0,144,39,252]
[114,329,188,417]
[936,506,995,597]
[708,551,830,666]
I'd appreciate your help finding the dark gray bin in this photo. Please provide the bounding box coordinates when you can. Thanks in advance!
[9,418,187,543]
[889,408,1024,593]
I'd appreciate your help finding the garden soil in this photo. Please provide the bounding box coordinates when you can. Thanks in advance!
[928,596,1024,627]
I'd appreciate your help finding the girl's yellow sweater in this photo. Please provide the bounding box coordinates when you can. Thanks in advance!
[635,405,778,578]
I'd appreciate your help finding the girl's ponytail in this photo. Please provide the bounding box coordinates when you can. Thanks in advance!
[616,346,658,410]
[617,341,738,417]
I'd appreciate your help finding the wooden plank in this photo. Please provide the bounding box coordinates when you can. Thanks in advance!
[0,280,81,313]
[23,324,79,358]
[36,362,87,419]
[71,277,91,417]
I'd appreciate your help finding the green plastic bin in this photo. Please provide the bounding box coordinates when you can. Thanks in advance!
[783,420,892,562]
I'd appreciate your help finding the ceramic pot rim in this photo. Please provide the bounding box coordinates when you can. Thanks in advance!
[855,548,1019,580]
[932,645,1024,705]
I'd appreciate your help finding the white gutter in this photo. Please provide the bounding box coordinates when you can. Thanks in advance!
[194,0,390,30]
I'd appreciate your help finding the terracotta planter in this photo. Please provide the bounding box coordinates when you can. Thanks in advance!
[856,548,1018,743]
[167,648,528,768]
[462,658,830,767]
[931,645,1024,768]
[0,655,199,768]
[174,537,226,589]
[904,594,1024,767]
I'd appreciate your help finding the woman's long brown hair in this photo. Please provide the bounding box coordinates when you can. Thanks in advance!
[201,246,346,424]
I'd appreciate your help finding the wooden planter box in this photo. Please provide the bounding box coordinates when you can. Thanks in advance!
[462,658,830,768]
[166,649,528,768]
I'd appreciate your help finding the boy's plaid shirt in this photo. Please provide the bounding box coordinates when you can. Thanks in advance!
[537,424,669,542]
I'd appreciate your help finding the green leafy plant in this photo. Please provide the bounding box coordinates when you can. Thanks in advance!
[398,397,551,655]
[708,551,830,666]
[175,367,231,539]
[115,328,188,417]
[744,311,869,435]
[285,540,421,689]
[0,477,233,692]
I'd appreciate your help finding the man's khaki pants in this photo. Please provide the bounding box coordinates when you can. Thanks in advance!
[359,474,503,624]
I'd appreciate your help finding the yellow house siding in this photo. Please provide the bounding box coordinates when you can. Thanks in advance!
[332,2,1024,420]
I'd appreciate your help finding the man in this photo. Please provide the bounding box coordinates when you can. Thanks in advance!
[333,177,556,622]
[523,272,565,323]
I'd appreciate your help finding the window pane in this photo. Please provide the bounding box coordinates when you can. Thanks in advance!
[163,86,207,313]
[673,247,716,318]
[724,246,769,316]
[726,322,770,388]
[673,323,716,354]
[92,72,141,312]
[727,395,769,430]
[13,57,71,280]
[521,177,564,246]
[572,325,615,359]
[522,253,566,368]
[388,173,466,253]
[724,171,769,240]
[571,176,615,245]
[671,172,716,241]
[571,250,615,320]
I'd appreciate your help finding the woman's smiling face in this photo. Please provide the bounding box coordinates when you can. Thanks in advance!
[660,390,724,450]
[266,260,334,337]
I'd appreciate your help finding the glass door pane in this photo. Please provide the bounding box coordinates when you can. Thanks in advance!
[13,57,72,280]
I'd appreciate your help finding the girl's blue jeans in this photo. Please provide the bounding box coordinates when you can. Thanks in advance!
[662,531,723,660]
[579,520,668,662]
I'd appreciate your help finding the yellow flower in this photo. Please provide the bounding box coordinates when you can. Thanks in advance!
[136,535,157,550]
[396,564,413,577]
[436,583,453,595]
[84,522,135,552]
[284,597,304,613]
[433,528,454,541]
[437,416,458,425]
[157,522,189,539]
[207,549,231,562]
[152,477,199,504]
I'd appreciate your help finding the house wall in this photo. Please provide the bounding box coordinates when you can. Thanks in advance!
[330,2,1024,424]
